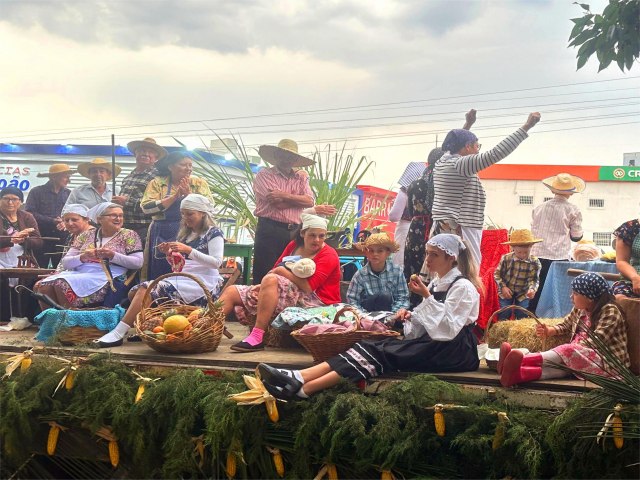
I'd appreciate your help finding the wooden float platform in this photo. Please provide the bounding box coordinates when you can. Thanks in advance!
[0,321,595,409]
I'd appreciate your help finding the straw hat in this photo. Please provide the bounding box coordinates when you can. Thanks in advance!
[502,229,543,246]
[36,163,75,178]
[126,137,168,159]
[77,158,122,179]
[542,173,586,195]
[258,139,315,168]
[358,232,400,253]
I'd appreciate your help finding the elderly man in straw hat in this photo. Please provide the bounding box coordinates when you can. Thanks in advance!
[112,137,167,244]
[494,229,543,319]
[252,139,315,284]
[528,172,585,313]
[64,158,121,211]
[24,164,75,267]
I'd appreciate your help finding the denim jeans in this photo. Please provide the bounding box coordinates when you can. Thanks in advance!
[498,297,530,320]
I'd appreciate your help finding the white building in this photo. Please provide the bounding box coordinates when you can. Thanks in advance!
[479,164,640,250]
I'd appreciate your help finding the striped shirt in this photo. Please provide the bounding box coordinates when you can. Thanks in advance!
[397,161,427,188]
[531,195,583,260]
[432,128,528,229]
[494,252,541,301]
[253,167,314,224]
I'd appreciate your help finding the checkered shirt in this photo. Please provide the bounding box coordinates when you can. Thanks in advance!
[347,260,410,312]
[120,168,157,229]
[555,305,630,368]
[494,251,541,301]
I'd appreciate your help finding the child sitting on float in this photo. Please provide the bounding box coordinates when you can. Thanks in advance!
[256,233,482,400]
[346,232,409,316]
[499,272,629,387]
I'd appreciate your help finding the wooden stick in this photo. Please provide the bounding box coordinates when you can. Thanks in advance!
[566,268,623,281]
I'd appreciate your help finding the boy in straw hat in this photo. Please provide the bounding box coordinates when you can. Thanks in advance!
[528,172,585,313]
[25,164,75,267]
[252,139,315,284]
[347,232,410,315]
[64,158,122,211]
[494,229,543,319]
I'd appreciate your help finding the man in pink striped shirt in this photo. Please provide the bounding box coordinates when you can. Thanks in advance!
[252,139,315,284]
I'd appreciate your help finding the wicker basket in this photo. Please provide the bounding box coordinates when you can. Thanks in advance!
[243,314,305,349]
[135,272,225,354]
[482,305,572,370]
[56,307,114,346]
[291,306,400,363]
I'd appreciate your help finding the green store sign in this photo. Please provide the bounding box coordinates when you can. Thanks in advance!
[599,166,640,182]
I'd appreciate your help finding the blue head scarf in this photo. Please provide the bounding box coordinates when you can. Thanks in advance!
[571,272,611,300]
[442,129,478,154]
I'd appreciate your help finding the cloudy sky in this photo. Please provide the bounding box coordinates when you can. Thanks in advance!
[1,0,638,188]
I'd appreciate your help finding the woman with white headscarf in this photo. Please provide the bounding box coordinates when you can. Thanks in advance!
[255,234,482,400]
[96,194,224,347]
[35,203,143,309]
[217,212,342,353]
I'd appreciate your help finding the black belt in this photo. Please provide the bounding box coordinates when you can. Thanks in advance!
[259,217,301,231]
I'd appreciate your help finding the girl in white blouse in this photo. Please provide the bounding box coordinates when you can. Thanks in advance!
[256,234,482,400]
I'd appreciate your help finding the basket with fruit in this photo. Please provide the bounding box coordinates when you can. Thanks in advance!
[134,272,225,354]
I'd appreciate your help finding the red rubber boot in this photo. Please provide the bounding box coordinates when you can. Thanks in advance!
[497,342,512,375]
[521,352,543,367]
[500,350,542,387]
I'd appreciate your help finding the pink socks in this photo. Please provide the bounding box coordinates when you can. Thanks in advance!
[244,327,265,346]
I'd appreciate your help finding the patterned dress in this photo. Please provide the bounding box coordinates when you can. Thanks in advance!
[552,304,629,376]
[612,219,640,298]
[403,166,435,308]
[40,228,142,307]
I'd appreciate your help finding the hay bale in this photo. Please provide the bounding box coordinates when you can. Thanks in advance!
[486,317,570,352]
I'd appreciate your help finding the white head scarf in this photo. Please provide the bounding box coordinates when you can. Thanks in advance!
[180,194,214,216]
[61,203,89,218]
[301,213,328,231]
[427,233,466,259]
[87,202,120,223]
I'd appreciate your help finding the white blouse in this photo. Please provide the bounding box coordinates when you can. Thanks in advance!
[403,268,479,341]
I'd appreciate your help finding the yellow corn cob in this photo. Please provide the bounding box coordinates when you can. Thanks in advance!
[381,469,394,480]
[613,406,623,449]
[108,440,119,467]
[265,398,279,423]
[194,437,205,468]
[135,384,145,403]
[434,404,445,437]
[226,451,237,479]
[65,371,76,390]
[327,463,338,480]
[20,357,32,373]
[47,422,65,455]
[492,412,508,451]
[270,448,284,478]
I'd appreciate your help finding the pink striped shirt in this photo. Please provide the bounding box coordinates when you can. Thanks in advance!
[253,167,314,224]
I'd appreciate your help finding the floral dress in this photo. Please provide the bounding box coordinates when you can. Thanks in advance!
[40,228,142,307]
[612,218,640,298]
[403,166,435,308]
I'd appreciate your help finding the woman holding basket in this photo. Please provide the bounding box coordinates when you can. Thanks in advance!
[95,194,224,348]
[257,233,481,400]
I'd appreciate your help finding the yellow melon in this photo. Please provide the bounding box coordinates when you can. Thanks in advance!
[163,315,189,334]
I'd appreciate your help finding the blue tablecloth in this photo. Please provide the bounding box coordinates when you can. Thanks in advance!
[536,261,620,318]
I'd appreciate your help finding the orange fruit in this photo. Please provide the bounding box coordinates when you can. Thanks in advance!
[152,326,164,334]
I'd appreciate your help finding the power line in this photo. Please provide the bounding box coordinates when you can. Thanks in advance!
[2,76,639,137]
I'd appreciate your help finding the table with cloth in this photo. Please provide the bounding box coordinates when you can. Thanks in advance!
[535,260,620,318]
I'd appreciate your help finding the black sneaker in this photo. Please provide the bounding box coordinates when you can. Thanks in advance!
[230,340,264,352]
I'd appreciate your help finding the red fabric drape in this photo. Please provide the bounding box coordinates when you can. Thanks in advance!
[477,229,510,330]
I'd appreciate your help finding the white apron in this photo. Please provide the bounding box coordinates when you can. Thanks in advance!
[163,260,222,304]
[41,262,127,298]
[0,244,23,287]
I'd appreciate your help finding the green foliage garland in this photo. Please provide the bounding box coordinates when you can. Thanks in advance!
[1,355,638,479]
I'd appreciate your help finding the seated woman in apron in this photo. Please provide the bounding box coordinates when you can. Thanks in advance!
[0,186,43,269]
[141,151,213,281]
[34,203,143,308]
[95,194,225,347]
[257,233,482,400]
